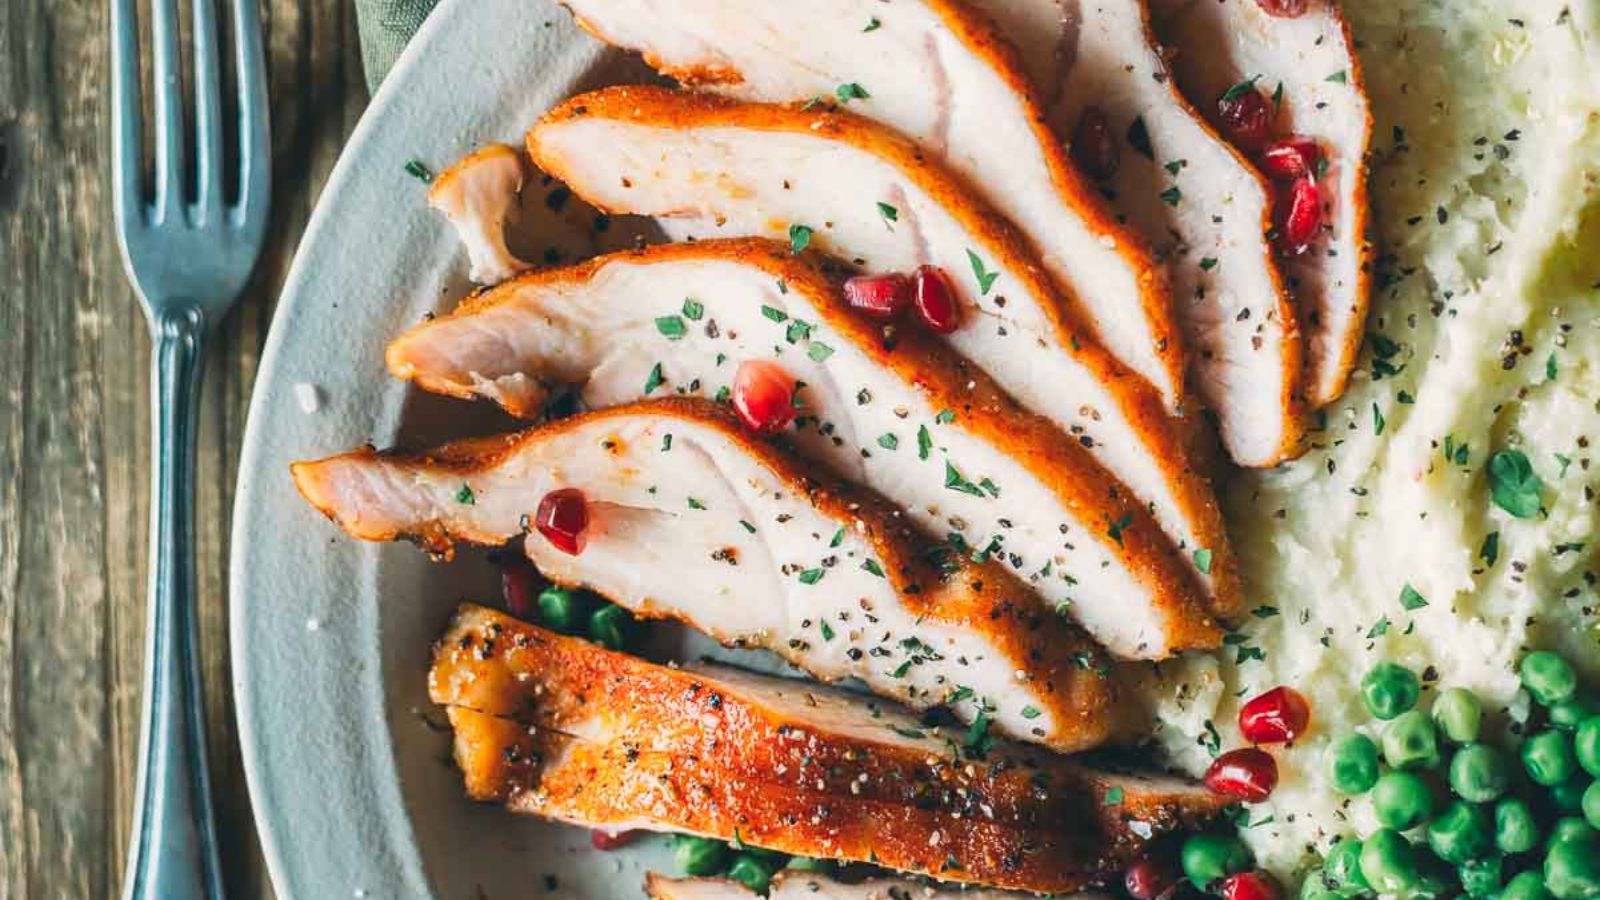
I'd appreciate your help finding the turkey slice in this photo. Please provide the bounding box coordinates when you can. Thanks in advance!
[1149,0,1374,407]
[968,0,1305,466]
[292,399,1130,750]
[427,143,534,285]
[557,0,1185,407]
[434,605,1230,893]
[526,87,1237,626]
[387,238,1230,656]
[647,873,1065,900]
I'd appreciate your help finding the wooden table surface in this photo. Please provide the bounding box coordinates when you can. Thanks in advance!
[1,2,370,896]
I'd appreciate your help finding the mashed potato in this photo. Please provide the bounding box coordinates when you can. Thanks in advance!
[1144,1,1600,877]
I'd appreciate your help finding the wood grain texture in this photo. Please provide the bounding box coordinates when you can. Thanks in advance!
[0,1,368,897]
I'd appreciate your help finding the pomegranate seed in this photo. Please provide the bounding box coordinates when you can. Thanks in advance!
[1126,857,1181,900]
[1222,872,1282,900]
[1276,177,1322,256]
[1071,106,1120,180]
[732,360,798,434]
[912,265,961,334]
[1204,748,1278,802]
[500,555,541,619]
[1260,136,1321,180]
[1254,0,1308,17]
[535,488,589,556]
[1217,87,1273,154]
[843,273,912,319]
[590,829,639,851]
[1239,686,1312,744]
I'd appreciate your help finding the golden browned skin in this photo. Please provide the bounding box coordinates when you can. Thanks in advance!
[386,238,1238,629]
[433,606,1230,893]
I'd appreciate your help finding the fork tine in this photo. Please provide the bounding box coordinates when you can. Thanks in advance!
[231,0,271,233]
[192,0,225,225]
[110,0,145,231]
[150,0,188,226]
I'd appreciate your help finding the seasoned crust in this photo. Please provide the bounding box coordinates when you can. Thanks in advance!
[433,606,1230,893]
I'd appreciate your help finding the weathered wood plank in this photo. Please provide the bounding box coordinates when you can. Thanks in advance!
[1,0,369,896]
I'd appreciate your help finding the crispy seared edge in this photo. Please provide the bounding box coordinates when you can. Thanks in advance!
[292,397,1132,745]
[560,0,1186,409]
[434,607,1229,892]
[389,237,1230,639]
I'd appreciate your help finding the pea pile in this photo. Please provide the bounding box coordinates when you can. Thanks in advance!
[1301,652,1600,900]
[672,835,831,893]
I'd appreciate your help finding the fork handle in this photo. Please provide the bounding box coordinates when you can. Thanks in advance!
[123,305,227,900]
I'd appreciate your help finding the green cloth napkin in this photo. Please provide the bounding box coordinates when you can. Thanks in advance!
[353,0,441,89]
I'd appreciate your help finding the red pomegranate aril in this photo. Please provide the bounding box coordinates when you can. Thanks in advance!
[535,487,589,556]
[1217,87,1274,154]
[843,273,912,319]
[500,555,541,619]
[1071,106,1121,180]
[912,265,961,334]
[1126,857,1181,900]
[1204,747,1278,802]
[1254,0,1308,17]
[732,360,798,434]
[1239,686,1312,744]
[1222,871,1283,900]
[590,829,639,851]
[1276,176,1322,255]
[1260,136,1321,180]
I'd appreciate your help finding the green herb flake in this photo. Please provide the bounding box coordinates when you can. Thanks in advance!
[1127,116,1153,159]
[862,559,886,578]
[917,425,932,460]
[1021,705,1042,720]
[799,567,825,585]
[1399,583,1429,611]
[1547,353,1558,380]
[1251,605,1280,619]
[643,362,665,394]
[1272,81,1285,108]
[1107,513,1133,547]
[761,305,789,323]
[891,725,926,740]
[1104,787,1126,806]
[785,319,813,343]
[979,477,1000,498]
[1159,186,1182,207]
[455,483,475,505]
[878,433,899,451]
[966,249,999,295]
[1480,531,1500,567]
[807,342,835,362]
[1221,75,1262,102]
[944,462,984,497]
[1200,257,1219,271]
[404,159,435,183]
[681,298,704,321]
[1367,617,1391,638]
[740,520,757,534]
[877,201,898,225]
[1326,70,1349,84]
[687,497,706,510]
[1194,547,1213,574]
[830,527,845,549]
[835,82,870,103]
[661,434,673,452]
[1373,403,1386,435]
[788,224,814,254]
[655,315,687,339]
[935,408,956,424]
[819,619,835,641]
[1487,448,1544,519]
[863,16,881,31]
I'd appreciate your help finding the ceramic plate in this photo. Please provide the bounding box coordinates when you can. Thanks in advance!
[231,3,695,896]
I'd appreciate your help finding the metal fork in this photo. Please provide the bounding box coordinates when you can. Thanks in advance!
[110,0,270,897]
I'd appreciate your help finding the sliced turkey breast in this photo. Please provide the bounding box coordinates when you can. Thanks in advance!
[1149,0,1373,407]
[434,605,1230,893]
[293,399,1131,749]
[646,871,1067,899]
[556,0,1184,407]
[526,87,1235,624]
[966,0,1304,467]
[387,239,1230,655]
[427,143,533,285]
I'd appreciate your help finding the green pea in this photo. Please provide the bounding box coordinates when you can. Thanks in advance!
[1459,856,1504,898]
[1331,734,1382,794]
[726,854,777,893]
[1545,832,1600,900]
[1300,874,1342,900]
[1374,770,1436,830]
[1384,710,1443,770]
[1526,731,1580,786]
[1360,828,1421,894]
[1575,717,1600,777]
[587,603,636,650]
[1323,839,1371,897]
[1551,697,1595,732]
[1451,743,1511,802]
[1433,688,1484,744]
[1427,800,1494,864]
[1364,663,1422,720]
[1497,798,1542,853]
[1504,871,1555,900]
[675,835,730,876]
[1182,834,1253,889]
[1549,818,1598,850]
[1584,781,1600,830]
[536,586,592,633]
[1522,652,1579,706]
[1553,777,1593,816]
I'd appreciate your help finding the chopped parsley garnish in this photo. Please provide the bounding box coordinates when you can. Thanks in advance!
[1372,403,1386,435]
[863,16,881,31]
[687,497,706,510]
[829,527,845,548]
[740,520,757,534]
[819,619,835,641]
[966,249,999,295]
[643,362,665,394]
[761,305,788,322]
[785,319,812,343]
[682,298,704,321]
[1126,116,1153,159]
[455,483,475,504]
[1399,583,1429,611]
[877,202,898,225]
[1547,353,1558,380]
[1194,547,1213,574]
[1272,81,1285,108]
[1251,605,1280,619]
[1443,434,1470,466]
[935,408,955,424]
[1326,70,1349,84]
[661,434,673,451]
[1221,74,1262,102]
[1104,786,1126,806]
[878,433,899,451]
[807,341,835,362]
[1368,617,1391,638]
[403,159,435,182]
[917,425,932,460]
[1021,705,1042,720]
[1159,186,1183,207]
[1556,453,1574,477]
[862,559,886,578]
[655,315,687,339]
[835,82,871,103]
[891,725,926,740]
[1488,448,1543,519]
[1200,257,1218,271]
[1107,513,1133,547]
[963,709,994,758]
[799,567,825,585]
[979,477,1000,498]
[944,462,984,497]
[788,224,814,254]
[1480,531,1500,567]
